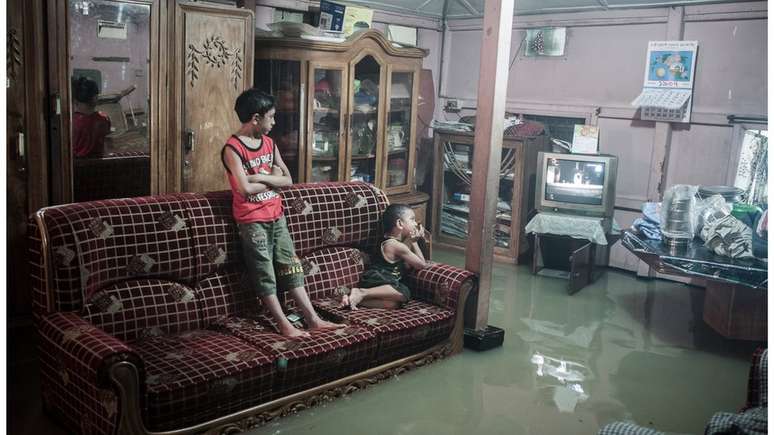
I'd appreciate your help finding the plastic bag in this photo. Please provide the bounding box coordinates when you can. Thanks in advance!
[695,194,731,235]
[660,184,699,240]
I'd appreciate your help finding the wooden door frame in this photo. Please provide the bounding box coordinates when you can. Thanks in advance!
[17,0,49,213]
[47,0,161,204]
[305,61,348,183]
[166,1,254,193]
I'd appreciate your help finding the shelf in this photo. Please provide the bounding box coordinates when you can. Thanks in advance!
[314,108,340,115]
[388,148,408,155]
[312,128,340,134]
[311,156,338,161]
[442,203,512,222]
[351,154,376,160]
[443,168,514,182]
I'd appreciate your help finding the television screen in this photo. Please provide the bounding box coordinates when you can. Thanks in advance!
[544,157,606,206]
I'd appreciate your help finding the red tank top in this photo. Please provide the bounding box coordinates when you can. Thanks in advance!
[73,111,111,157]
[221,135,284,224]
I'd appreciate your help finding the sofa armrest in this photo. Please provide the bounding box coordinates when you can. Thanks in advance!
[597,422,665,435]
[39,312,142,387]
[405,263,477,312]
[743,347,767,410]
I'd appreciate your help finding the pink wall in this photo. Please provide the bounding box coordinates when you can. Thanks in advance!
[439,2,767,271]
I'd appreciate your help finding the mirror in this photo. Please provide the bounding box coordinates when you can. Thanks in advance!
[69,0,151,202]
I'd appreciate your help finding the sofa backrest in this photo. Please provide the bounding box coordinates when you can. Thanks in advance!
[29,182,388,317]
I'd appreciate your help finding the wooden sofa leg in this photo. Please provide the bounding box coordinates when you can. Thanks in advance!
[450,280,475,354]
[109,361,148,435]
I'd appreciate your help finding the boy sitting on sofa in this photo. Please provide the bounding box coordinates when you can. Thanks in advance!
[338,204,431,310]
[222,88,344,337]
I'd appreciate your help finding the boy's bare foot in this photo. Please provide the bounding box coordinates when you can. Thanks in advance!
[349,287,364,310]
[338,294,350,309]
[308,318,345,330]
[279,324,310,338]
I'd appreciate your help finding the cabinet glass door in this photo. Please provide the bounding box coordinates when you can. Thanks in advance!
[309,66,345,182]
[255,59,301,182]
[386,71,413,189]
[68,0,152,202]
[349,55,381,184]
[439,138,515,250]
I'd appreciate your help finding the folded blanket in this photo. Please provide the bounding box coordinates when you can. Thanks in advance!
[632,202,662,241]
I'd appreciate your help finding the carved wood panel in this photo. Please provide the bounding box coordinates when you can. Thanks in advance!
[178,3,253,193]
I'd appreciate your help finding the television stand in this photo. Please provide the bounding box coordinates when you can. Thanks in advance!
[525,213,621,294]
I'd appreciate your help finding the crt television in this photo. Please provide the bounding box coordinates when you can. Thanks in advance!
[535,152,618,218]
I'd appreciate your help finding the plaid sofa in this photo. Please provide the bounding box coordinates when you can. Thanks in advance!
[29,182,476,435]
[598,348,767,435]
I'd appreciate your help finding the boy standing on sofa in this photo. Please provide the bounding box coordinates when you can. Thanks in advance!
[222,89,343,338]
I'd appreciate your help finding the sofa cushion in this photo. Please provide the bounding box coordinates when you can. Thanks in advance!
[186,192,244,279]
[313,299,455,365]
[81,279,202,344]
[279,182,388,257]
[134,329,274,431]
[36,195,199,307]
[290,247,367,306]
[212,315,377,398]
[195,265,262,325]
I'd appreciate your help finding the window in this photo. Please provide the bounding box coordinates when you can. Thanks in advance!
[733,129,768,204]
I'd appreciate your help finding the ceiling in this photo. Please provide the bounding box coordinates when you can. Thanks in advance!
[341,0,752,18]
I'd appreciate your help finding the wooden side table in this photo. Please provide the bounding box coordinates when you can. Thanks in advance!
[526,212,620,295]
[621,230,767,341]
[531,232,620,295]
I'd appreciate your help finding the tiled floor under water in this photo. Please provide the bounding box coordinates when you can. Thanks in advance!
[8,247,763,434]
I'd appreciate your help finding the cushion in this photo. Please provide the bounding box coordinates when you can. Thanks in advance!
[134,329,274,431]
[313,299,455,365]
[37,195,199,306]
[279,182,388,257]
[291,247,367,306]
[212,315,377,398]
[195,265,262,326]
[81,279,202,344]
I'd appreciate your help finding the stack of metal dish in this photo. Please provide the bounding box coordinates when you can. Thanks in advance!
[662,197,695,252]
[698,185,745,204]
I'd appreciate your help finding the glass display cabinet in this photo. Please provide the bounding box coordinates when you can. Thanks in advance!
[254,30,425,196]
[432,130,549,263]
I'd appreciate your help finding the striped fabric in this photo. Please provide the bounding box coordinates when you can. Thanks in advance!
[744,347,767,410]
[29,182,476,434]
[599,348,768,435]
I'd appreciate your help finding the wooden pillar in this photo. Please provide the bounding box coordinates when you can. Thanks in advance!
[646,6,684,201]
[464,0,514,331]
[639,6,684,278]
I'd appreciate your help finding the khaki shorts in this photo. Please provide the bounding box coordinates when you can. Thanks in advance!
[238,216,305,297]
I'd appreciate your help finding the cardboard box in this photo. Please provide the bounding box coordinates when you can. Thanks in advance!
[319,0,345,32]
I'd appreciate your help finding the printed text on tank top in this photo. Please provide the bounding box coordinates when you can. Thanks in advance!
[234,135,278,203]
